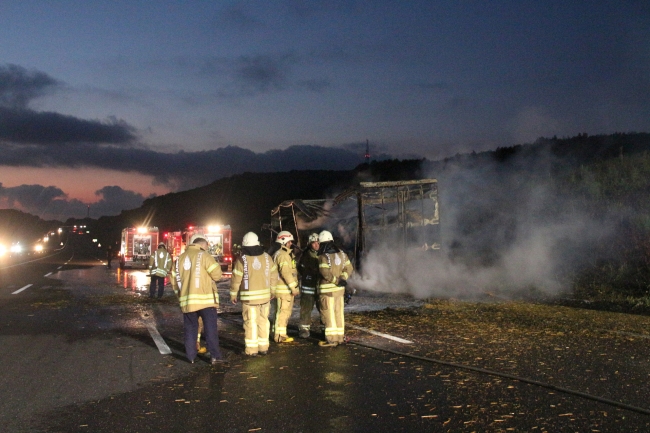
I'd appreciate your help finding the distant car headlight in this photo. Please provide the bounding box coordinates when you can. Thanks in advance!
[35,244,43,252]
[0,245,6,256]
[10,244,22,253]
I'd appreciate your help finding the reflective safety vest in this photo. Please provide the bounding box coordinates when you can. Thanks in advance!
[318,251,353,296]
[230,253,278,304]
[171,245,222,313]
[149,247,172,277]
[298,248,320,295]
[273,246,298,295]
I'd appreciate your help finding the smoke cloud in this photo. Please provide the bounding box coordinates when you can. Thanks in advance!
[341,151,614,300]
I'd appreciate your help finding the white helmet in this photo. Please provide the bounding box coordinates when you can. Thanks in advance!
[308,233,319,243]
[318,230,333,243]
[158,242,165,248]
[276,230,294,245]
[189,234,206,244]
[242,232,260,247]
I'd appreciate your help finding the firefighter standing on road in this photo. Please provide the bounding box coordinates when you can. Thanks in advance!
[271,231,299,343]
[149,242,172,298]
[171,235,226,365]
[317,230,354,347]
[230,232,278,356]
[297,233,320,338]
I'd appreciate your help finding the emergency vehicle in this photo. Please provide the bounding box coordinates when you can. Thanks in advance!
[162,230,184,258]
[119,226,159,269]
[183,225,233,273]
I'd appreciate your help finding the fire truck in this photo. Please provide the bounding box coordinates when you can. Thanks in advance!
[163,230,184,258]
[119,226,159,269]
[183,225,233,273]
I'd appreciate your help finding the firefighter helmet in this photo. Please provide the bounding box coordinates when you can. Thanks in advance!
[190,234,206,244]
[276,231,294,245]
[242,232,260,247]
[308,233,319,243]
[318,230,333,243]
[158,242,165,248]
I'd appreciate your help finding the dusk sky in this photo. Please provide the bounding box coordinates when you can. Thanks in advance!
[1,1,648,220]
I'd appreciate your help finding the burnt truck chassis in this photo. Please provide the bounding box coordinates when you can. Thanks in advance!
[270,178,440,266]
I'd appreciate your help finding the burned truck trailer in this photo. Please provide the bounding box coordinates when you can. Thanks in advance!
[270,178,440,265]
[352,179,440,258]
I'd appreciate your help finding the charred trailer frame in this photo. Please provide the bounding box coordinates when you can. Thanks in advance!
[269,178,440,267]
[349,179,440,265]
[269,199,332,249]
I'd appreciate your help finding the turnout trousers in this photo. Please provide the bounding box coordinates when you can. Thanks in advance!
[273,294,294,341]
[149,275,165,298]
[183,307,223,362]
[242,302,270,355]
[299,293,319,332]
[319,294,345,344]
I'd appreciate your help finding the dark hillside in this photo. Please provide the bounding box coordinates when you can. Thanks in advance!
[107,170,359,243]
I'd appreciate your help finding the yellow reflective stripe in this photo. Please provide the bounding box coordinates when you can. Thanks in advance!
[242,289,269,296]
[233,268,243,276]
[245,340,258,348]
[319,263,329,268]
[241,293,270,299]
[275,288,292,294]
[178,293,218,307]
[319,286,344,294]
[207,263,219,273]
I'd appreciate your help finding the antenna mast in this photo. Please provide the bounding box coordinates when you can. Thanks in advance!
[365,139,370,164]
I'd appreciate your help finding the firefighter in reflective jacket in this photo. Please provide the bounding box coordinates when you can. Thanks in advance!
[271,231,299,342]
[297,233,320,338]
[317,230,354,347]
[149,242,172,298]
[171,235,226,364]
[230,232,278,356]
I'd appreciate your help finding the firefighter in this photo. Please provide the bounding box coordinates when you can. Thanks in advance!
[148,242,172,298]
[230,232,278,356]
[297,233,320,338]
[271,230,299,343]
[171,235,226,365]
[317,230,354,347]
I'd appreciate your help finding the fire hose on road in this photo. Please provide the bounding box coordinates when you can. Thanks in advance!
[349,339,650,417]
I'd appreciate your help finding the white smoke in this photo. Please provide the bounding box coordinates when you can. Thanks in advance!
[348,151,611,300]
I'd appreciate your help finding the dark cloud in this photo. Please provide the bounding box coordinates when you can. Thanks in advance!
[0,107,137,145]
[233,54,293,95]
[0,64,60,109]
[90,186,150,218]
[0,63,137,145]
[0,142,367,191]
[0,182,147,220]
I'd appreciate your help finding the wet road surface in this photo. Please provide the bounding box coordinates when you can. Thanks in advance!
[1,235,648,432]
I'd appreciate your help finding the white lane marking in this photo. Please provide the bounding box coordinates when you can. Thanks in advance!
[44,272,52,277]
[143,318,172,355]
[57,266,62,269]
[12,284,33,295]
[348,325,413,344]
